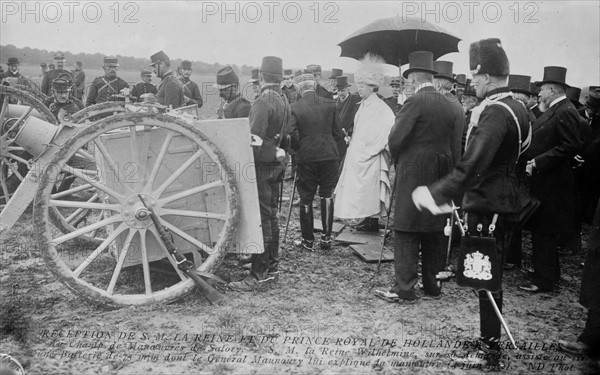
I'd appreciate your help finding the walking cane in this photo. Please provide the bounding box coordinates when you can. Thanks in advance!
[282,171,297,244]
[278,179,284,212]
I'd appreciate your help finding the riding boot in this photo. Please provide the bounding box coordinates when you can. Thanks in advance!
[320,197,334,249]
[299,204,314,251]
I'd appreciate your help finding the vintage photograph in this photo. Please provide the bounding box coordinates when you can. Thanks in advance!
[1,1,599,374]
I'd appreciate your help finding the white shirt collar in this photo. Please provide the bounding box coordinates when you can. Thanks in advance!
[550,95,567,108]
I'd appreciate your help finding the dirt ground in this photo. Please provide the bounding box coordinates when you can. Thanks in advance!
[1,176,599,375]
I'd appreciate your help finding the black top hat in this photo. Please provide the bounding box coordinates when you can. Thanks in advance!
[104,57,119,66]
[54,52,65,60]
[7,57,19,65]
[330,68,343,79]
[214,66,239,89]
[150,51,170,66]
[469,38,509,76]
[529,82,540,96]
[433,61,456,82]
[260,56,283,78]
[336,76,351,89]
[248,68,259,83]
[566,86,581,102]
[181,60,192,70]
[403,51,437,78]
[455,74,466,86]
[586,88,600,109]
[463,79,477,97]
[508,74,531,95]
[537,66,568,88]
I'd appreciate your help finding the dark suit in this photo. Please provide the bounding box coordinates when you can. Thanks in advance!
[316,84,333,100]
[429,87,530,344]
[130,82,158,102]
[218,93,251,119]
[180,78,203,108]
[335,93,361,160]
[384,96,402,115]
[388,85,463,299]
[157,71,185,109]
[523,97,581,291]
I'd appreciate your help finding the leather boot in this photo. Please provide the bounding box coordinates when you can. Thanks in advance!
[320,197,334,250]
[299,204,314,251]
[355,217,379,232]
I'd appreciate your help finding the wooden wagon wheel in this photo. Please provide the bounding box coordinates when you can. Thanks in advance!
[35,112,239,306]
[0,85,57,207]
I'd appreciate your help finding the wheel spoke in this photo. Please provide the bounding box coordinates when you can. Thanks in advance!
[146,131,174,193]
[93,138,134,195]
[73,222,129,277]
[5,161,24,181]
[148,228,187,281]
[139,229,153,295]
[107,228,136,294]
[65,194,99,223]
[160,208,226,221]
[158,180,224,205]
[49,199,120,211]
[51,183,93,199]
[6,146,26,152]
[153,149,203,197]
[0,173,11,203]
[5,152,30,165]
[52,214,122,245]
[0,95,9,128]
[74,149,94,162]
[159,218,214,255]
[62,165,125,202]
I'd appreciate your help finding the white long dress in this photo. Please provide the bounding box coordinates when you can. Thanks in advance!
[334,93,395,218]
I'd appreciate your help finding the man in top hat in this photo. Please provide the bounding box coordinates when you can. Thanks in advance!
[328,68,344,98]
[42,52,73,97]
[508,74,537,124]
[86,57,129,107]
[214,66,250,119]
[72,61,85,101]
[288,74,344,251]
[281,69,299,104]
[455,73,467,102]
[335,75,361,161]
[150,51,185,109]
[434,60,465,144]
[380,51,462,305]
[460,79,480,153]
[519,66,583,294]
[179,60,203,108]
[248,68,260,101]
[412,39,531,369]
[529,82,543,118]
[567,86,583,110]
[229,56,292,292]
[307,64,334,100]
[130,68,158,103]
[43,73,84,121]
[384,77,405,115]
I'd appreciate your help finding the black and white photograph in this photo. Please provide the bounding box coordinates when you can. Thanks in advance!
[1,1,599,374]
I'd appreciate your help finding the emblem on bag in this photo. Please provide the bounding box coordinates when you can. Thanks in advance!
[463,251,492,280]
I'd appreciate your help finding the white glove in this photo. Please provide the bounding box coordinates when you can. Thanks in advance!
[412,186,453,215]
[250,135,263,146]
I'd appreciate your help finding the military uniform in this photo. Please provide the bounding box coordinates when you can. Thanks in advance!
[180,78,203,108]
[157,71,185,109]
[218,93,251,119]
[73,69,85,100]
[44,96,83,120]
[384,96,402,115]
[130,81,158,102]
[85,75,129,106]
[41,69,73,96]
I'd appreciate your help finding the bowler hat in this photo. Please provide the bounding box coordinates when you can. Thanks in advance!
[455,74,466,87]
[433,61,456,82]
[7,57,19,65]
[141,68,153,76]
[54,52,66,61]
[214,66,239,89]
[508,74,531,95]
[260,56,283,78]
[469,38,509,76]
[566,86,582,108]
[150,51,170,66]
[403,51,437,78]
[537,66,568,88]
[529,82,540,96]
[306,64,321,74]
[104,57,119,66]
[586,88,600,109]
[330,68,343,79]
[463,79,477,97]
[390,77,402,86]
[336,76,351,89]
[248,68,259,83]
[181,60,192,70]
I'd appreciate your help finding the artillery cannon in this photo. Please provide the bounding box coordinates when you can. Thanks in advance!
[1,86,264,307]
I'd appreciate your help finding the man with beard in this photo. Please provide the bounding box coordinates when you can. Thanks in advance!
[519,66,582,293]
[42,52,73,96]
[86,57,129,106]
[214,66,250,119]
[529,82,543,118]
[180,60,203,108]
[150,51,185,109]
[130,68,158,103]
[43,74,84,121]
[72,61,85,100]
[2,57,34,90]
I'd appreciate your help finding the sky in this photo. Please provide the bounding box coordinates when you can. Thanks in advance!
[1,0,599,88]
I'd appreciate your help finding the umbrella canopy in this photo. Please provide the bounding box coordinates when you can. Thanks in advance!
[338,17,461,66]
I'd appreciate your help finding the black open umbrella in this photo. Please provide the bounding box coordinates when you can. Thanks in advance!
[338,17,461,66]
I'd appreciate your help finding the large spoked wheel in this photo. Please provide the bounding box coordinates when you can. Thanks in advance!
[70,102,127,124]
[0,85,57,208]
[35,112,239,306]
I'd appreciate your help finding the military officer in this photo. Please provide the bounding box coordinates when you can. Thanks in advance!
[307,64,334,100]
[384,77,405,115]
[85,57,129,106]
[41,52,73,96]
[72,61,85,100]
[214,66,250,119]
[150,51,185,109]
[130,68,158,102]
[43,73,84,121]
[179,60,203,108]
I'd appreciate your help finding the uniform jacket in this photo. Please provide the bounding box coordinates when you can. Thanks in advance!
[249,85,292,164]
[157,71,185,109]
[336,92,361,134]
[389,85,463,232]
[85,75,129,106]
[41,69,73,96]
[73,70,85,93]
[130,82,158,102]
[289,91,344,164]
[218,93,251,119]
[180,78,203,108]
[524,97,581,233]
[335,93,395,218]
[44,96,84,119]
[281,85,300,104]
[429,88,532,217]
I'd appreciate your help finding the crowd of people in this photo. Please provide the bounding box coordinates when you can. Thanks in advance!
[2,39,599,370]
